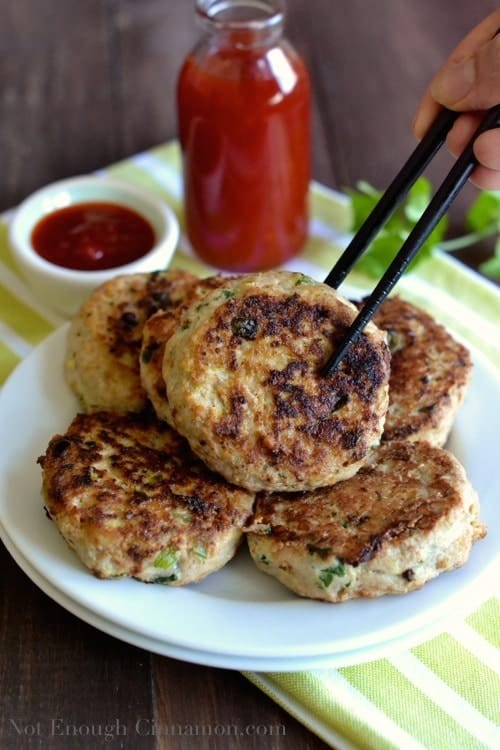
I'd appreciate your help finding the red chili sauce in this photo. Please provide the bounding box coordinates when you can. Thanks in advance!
[177,33,311,272]
[31,202,156,271]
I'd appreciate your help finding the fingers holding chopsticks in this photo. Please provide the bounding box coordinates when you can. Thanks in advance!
[413,10,500,189]
[426,12,500,111]
[446,111,500,190]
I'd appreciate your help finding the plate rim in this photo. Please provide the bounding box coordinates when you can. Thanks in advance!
[1,520,475,672]
[0,320,498,659]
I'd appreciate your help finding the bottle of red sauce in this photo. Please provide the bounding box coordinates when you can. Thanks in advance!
[177,0,311,272]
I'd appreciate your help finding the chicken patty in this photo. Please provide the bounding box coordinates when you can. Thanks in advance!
[38,411,255,584]
[163,271,391,492]
[366,296,473,446]
[140,275,233,425]
[246,441,486,602]
[65,269,198,414]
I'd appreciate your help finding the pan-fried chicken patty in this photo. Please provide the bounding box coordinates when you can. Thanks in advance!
[38,411,255,584]
[367,296,473,446]
[140,275,233,425]
[163,271,391,492]
[246,441,486,602]
[65,269,198,414]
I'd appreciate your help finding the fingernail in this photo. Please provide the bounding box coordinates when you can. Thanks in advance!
[430,57,476,105]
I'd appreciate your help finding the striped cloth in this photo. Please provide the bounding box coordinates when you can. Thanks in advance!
[1,142,499,750]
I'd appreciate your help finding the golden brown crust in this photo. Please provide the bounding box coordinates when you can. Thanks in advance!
[365,296,473,446]
[38,411,255,584]
[140,275,235,424]
[139,309,180,424]
[65,270,197,414]
[246,441,486,601]
[164,271,391,491]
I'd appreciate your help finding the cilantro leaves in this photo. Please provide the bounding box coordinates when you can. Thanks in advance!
[344,179,500,279]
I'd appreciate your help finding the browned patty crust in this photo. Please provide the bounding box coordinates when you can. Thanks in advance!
[139,308,181,424]
[38,411,255,584]
[246,441,486,602]
[140,275,235,425]
[163,271,391,491]
[366,296,473,446]
[65,269,198,414]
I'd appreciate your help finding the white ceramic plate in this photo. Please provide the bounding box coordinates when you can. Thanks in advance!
[0,325,498,661]
[0,521,461,672]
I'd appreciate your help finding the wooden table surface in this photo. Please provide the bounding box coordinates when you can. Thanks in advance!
[0,2,497,748]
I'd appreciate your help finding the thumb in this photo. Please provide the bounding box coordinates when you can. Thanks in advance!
[430,35,500,111]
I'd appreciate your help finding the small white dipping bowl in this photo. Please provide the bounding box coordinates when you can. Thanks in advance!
[9,175,180,317]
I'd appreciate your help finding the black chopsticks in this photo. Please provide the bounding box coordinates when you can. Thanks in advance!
[323,103,500,377]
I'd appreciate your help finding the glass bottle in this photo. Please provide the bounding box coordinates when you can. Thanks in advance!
[177,0,311,272]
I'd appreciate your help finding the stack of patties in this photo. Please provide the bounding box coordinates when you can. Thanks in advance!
[38,269,486,599]
[41,270,255,585]
[64,269,198,414]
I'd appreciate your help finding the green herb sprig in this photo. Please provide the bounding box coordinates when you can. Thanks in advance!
[344,179,500,279]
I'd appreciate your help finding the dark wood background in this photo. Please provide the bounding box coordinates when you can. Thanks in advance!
[0,2,497,749]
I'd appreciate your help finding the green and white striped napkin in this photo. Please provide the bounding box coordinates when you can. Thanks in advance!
[1,142,498,750]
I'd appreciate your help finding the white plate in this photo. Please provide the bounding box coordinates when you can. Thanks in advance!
[0,521,462,672]
[0,325,498,661]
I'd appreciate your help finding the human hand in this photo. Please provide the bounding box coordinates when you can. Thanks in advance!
[413,10,500,190]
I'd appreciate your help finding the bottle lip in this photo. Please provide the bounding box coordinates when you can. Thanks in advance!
[195,0,285,31]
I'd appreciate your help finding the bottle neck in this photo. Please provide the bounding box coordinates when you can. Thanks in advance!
[195,0,285,48]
